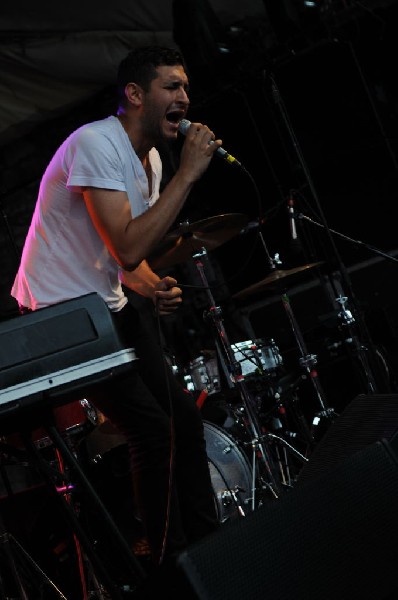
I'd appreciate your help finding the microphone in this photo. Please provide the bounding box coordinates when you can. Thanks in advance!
[287,195,297,241]
[178,119,243,168]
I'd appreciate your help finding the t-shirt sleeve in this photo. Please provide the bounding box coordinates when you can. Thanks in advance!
[65,127,127,192]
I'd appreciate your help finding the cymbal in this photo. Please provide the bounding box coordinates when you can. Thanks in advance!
[148,213,249,270]
[233,261,323,300]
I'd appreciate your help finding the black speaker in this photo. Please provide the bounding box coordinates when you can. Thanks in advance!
[298,393,398,483]
[169,440,398,600]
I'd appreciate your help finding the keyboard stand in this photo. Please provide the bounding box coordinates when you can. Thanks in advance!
[19,417,146,599]
[0,509,68,600]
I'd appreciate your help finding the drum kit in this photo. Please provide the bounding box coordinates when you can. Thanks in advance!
[0,213,332,525]
[47,212,333,526]
[147,212,336,520]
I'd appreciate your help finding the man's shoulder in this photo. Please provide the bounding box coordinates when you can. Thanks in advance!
[75,116,119,138]
[65,116,124,155]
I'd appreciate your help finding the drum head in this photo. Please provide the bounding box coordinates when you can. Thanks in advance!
[203,421,252,523]
[231,338,283,379]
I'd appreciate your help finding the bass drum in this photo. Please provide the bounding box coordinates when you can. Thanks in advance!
[80,416,253,525]
[203,421,252,523]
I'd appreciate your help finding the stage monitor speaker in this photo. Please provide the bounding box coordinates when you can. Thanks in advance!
[298,392,398,484]
[169,439,398,600]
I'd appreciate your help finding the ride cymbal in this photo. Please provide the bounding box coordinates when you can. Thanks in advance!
[233,261,323,300]
[148,213,249,270]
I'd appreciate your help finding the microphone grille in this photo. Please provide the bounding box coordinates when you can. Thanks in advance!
[178,119,191,136]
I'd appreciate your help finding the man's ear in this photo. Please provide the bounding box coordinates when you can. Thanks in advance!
[125,82,143,106]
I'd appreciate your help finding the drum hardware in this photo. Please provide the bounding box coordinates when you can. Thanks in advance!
[336,295,355,326]
[332,293,390,395]
[149,218,312,502]
[270,69,387,395]
[258,432,308,463]
[297,212,398,395]
[191,246,284,505]
[249,431,309,490]
[233,253,335,438]
[280,291,336,434]
[325,296,396,400]
[220,488,246,518]
[163,348,180,378]
[258,389,315,452]
[242,359,315,459]
[184,352,221,396]
[214,336,236,392]
[233,396,309,493]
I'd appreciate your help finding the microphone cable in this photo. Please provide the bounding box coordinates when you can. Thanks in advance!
[154,296,177,567]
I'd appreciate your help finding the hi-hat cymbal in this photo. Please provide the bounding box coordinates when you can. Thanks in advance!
[148,213,250,270]
[233,261,323,300]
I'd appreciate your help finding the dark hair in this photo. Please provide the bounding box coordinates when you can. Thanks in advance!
[117,45,185,104]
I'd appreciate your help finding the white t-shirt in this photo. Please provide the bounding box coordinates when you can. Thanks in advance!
[11,116,162,311]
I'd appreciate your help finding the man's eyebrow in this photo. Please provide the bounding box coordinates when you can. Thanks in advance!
[165,78,189,89]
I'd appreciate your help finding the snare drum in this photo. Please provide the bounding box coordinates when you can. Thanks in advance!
[184,354,221,396]
[231,338,283,379]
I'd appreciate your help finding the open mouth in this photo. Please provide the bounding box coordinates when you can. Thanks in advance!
[166,110,185,126]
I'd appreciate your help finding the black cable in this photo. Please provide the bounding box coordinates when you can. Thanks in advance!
[154,299,176,566]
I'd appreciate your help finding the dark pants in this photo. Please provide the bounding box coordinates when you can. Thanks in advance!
[90,299,219,565]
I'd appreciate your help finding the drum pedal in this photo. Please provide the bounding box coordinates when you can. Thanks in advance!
[221,487,247,518]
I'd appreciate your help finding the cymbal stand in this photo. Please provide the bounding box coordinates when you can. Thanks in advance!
[192,247,307,505]
[279,290,337,433]
[298,211,396,394]
[252,225,336,435]
[334,294,381,393]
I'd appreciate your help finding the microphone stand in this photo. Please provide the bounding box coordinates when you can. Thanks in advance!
[297,213,398,265]
[267,72,390,395]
